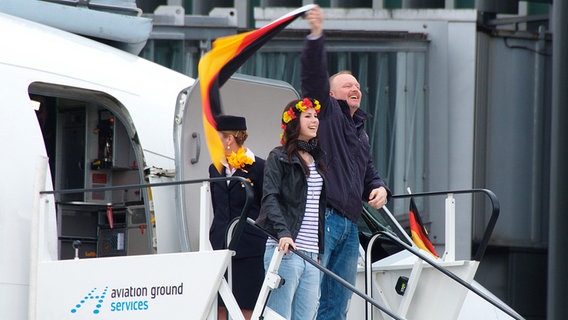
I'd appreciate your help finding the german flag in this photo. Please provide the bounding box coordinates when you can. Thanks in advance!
[409,197,439,258]
[198,4,315,173]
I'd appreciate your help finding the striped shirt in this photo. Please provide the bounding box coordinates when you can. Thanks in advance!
[267,161,322,253]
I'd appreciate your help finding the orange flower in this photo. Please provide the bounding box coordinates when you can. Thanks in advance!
[227,147,253,170]
[283,108,297,124]
[313,99,321,112]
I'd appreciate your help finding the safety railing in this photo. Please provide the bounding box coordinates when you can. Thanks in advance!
[42,182,518,320]
[390,188,500,262]
[40,176,254,255]
[361,189,524,320]
[376,230,523,320]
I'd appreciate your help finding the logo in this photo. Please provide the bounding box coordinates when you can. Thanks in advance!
[70,286,108,315]
[68,282,183,316]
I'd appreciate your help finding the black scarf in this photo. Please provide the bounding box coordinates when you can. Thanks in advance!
[297,139,324,160]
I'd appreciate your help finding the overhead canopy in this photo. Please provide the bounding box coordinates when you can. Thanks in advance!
[0,0,152,54]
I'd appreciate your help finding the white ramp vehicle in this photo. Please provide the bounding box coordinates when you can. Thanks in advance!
[0,9,523,320]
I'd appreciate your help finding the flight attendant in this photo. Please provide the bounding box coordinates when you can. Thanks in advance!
[208,115,266,319]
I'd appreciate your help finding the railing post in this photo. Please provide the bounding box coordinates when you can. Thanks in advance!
[199,181,213,251]
[397,259,423,316]
[365,234,379,320]
[29,156,49,320]
[251,247,286,320]
[365,233,395,320]
[444,193,456,262]
[226,219,240,297]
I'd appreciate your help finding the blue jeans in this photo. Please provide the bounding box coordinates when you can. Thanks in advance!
[263,245,320,320]
[317,208,359,320]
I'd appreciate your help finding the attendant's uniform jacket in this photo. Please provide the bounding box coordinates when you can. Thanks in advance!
[208,156,266,258]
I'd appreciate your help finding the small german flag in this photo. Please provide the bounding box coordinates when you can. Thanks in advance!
[198,5,315,173]
[409,198,439,258]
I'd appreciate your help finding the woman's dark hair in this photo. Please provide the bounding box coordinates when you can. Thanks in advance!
[281,99,326,175]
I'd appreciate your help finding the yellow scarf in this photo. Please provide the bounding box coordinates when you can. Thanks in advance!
[226,147,253,170]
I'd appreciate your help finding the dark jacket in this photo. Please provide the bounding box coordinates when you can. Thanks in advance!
[301,35,392,223]
[255,147,326,253]
[208,156,267,258]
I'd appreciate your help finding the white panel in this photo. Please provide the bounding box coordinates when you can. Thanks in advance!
[36,251,232,319]
[149,176,181,254]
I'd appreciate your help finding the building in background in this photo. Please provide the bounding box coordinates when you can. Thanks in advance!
[1,1,564,319]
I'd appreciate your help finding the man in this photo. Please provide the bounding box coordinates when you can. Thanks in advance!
[301,6,392,320]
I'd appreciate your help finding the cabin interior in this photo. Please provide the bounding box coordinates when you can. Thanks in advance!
[31,91,152,260]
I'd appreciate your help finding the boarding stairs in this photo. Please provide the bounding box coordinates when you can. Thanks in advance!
[36,176,523,320]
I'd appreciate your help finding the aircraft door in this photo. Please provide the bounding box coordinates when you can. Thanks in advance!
[176,74,299,251]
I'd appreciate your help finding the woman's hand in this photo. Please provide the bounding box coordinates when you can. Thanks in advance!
[278,237,297,254]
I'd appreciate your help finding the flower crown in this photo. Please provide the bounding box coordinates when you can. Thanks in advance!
[281,98,321,126]
[280,98,321,145]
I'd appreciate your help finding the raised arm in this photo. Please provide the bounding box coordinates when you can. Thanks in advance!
[301,6,331,107]
[306,5,323,38]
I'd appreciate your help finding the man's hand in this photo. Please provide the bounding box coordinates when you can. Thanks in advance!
[368,187,388,209]
[306,5,323,38]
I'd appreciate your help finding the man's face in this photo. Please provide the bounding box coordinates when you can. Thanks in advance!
[330,73,362,110]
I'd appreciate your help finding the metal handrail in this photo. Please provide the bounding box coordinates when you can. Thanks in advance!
[377,231,524,320]
[246,217,405,320]
[362,189,500,319]
[40,176,250,196]
[391,188,500,262]
[361,189,522,320]
[40,176,254,253]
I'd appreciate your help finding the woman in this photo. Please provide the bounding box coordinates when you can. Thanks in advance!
[208,115,267,319]
[255,98,326,320]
